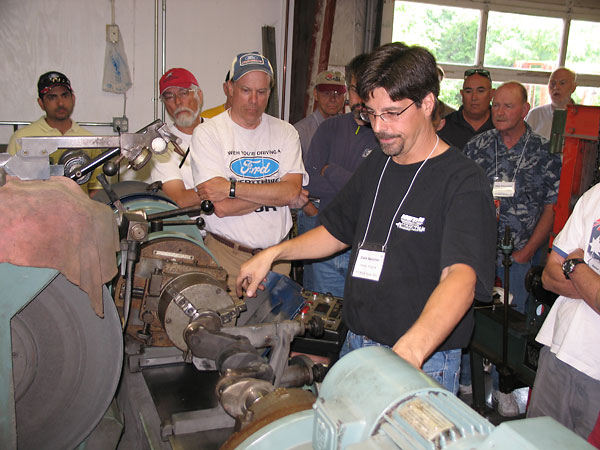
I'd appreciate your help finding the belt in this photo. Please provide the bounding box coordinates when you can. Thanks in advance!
[209,233,262,255]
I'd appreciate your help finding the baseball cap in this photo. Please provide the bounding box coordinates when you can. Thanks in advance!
[159,68,199,95]
[38,71,72,97]
[231,52,273,82]
[315,70,346,93]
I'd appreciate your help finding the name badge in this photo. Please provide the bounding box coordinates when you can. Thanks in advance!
[352,248,385,281]
[493,181,515,198]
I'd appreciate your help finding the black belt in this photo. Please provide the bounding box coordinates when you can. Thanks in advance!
[209,233,262,255]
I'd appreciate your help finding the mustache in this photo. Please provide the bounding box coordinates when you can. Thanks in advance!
[174,107,195,115]
[375,132,401,140]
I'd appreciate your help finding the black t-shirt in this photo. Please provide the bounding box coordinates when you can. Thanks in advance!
[319,147,496,349]
[437,106,495,150]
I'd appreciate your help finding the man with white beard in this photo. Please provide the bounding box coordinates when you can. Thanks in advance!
[150,68,206,207]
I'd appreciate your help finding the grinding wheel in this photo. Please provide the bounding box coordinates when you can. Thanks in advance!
[11,274,123,450]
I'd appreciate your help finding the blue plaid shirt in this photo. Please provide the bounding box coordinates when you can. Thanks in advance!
[464,123,561,258]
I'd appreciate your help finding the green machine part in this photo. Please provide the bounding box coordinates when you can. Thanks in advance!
[232,347,594,450]
[0,263,123,450]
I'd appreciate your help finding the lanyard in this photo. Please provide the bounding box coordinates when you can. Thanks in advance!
[494,131,530,182]
[359,136,439,251]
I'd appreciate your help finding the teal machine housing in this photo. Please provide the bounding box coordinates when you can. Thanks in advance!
[232,346,594,450]
[1,264,124,450]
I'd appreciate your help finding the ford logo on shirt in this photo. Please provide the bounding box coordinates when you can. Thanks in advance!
[230,157,279,179]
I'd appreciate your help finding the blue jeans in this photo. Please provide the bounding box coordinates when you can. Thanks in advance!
[309,250,350,298]
[459,350,471,385]
[296,207,320,290]
[297,203,349,298]
[496,260,531,314]
[340,330,461,394]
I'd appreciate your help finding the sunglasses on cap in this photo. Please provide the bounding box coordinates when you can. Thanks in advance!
[38,71,73,96]
[464,69,491,80]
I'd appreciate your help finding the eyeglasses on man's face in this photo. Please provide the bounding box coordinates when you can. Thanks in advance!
[360,101,415,123]
[161,88,193,102]
[464,69,491,80]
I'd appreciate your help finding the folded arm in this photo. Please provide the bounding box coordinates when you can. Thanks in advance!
[542,249,600,315]
[197,173,301,205]
[196,173,303,217]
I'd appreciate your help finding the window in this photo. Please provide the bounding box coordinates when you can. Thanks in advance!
[484,12,562,70]
[392,1,600,108]
[567,20,600,75]
[392,2,479,65]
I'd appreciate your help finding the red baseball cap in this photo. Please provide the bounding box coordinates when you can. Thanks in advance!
[159,68,199,95]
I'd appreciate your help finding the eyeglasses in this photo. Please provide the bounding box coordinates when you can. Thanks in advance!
[359,101,415,123]
[464,68,491,80]
[161,88,193,102]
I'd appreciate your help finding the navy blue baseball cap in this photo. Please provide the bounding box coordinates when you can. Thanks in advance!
[230,52,273,82]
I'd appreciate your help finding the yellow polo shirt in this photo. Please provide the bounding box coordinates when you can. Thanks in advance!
[7,117,104,192]
[200,104,226,119]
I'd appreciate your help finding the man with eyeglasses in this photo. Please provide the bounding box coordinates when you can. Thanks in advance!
[191,52,307,293]
[526,67,577,140]
[150,68,205,207]
[438,68,495,150]
[236,43,496,394]
[7,71,104,196]
[294,70,347,161]
[297,54,379,297]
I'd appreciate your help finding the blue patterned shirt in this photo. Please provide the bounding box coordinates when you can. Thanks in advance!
[464,124,561,257]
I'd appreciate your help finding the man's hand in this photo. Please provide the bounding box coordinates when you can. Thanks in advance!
[288,188,309,209]
[513,246,535,264]
[196,177,230,202]
[236,248,276,298]
[391,341,423,368]
[237,226,349,298]
[303,201,319,217]
[513,204,554,264]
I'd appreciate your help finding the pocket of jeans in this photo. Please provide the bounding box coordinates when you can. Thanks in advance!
[424,369,444,386]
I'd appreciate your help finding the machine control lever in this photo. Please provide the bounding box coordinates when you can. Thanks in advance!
[98,173,125,213]
[146,200,214,222]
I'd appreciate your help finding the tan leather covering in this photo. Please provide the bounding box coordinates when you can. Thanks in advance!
[0,176,119,317]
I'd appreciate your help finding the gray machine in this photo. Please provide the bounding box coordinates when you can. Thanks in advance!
[0,127,325,449]
[0,121,179,449]
[224,346,594,450]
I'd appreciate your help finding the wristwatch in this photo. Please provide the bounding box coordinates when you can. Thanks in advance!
[228,179,237,199]
[562,258,586,279]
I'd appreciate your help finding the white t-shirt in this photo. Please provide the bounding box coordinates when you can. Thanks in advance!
[150,125,196,189]
[536,183,600,380]
[525,103,554,140]
[190,112,308,249]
